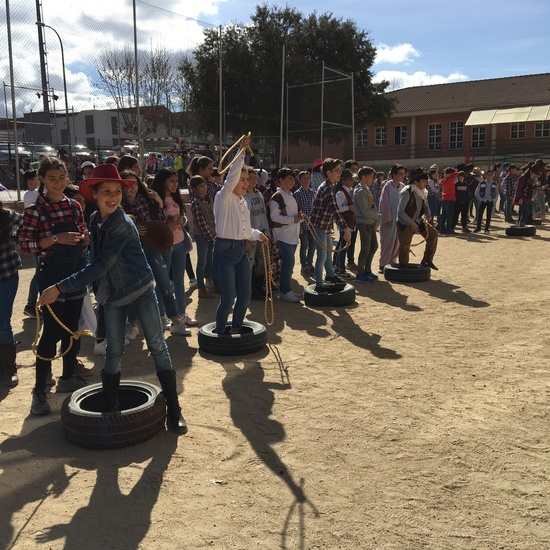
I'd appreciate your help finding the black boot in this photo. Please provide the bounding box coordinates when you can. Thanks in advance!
[157,369,188,434]
[0,344,19,387]
[101,369,120,413]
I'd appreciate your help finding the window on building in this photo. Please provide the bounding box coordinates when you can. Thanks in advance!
[428,123,441,150]
[375,127,387,147]
[111,116,118,135]
[394,125,407,146]
[534,122,550,138]
[510,123,525,139]
[356,129,368,148]
[85,115,94,135]
[449,121,464,149]
[471,127,486,149]
[86,137,95,150]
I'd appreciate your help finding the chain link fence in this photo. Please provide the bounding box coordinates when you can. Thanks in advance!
[1,0,223,185]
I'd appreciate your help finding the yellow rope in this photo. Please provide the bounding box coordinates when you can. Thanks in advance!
[261,242,275,326]
[32,303,93,361]
[218,132,254,176]
[302,215,351,254]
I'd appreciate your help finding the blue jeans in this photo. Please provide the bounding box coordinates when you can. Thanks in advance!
[333,230,348,271]
[427,196,440,223]
[313,227,336,286]
[299,229,315,268]
[440,200,455,233]
[276,240,297,295]
[165,240,187,316]
[103,286,173,375]
[214,238,251,333]
[0,274,18,346]
[518,203,531,224]
[195,234,213,288]
[145,246,177,319]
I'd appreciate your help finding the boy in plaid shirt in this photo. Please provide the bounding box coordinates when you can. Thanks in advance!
[293,171,316,275]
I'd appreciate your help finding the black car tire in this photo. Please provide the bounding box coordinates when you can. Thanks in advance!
[505,225,537,237]
[198,321,267,356]
[304,283,356,307]
[383,264,431,283]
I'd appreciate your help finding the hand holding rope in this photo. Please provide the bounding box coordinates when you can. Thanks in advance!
[218,132,254,175]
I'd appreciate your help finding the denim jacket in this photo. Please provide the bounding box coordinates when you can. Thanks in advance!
[58,206,154,306]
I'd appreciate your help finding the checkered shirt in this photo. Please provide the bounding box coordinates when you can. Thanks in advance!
[0,209,23,282]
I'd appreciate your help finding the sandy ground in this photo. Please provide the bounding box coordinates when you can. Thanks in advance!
[1,213,550,550]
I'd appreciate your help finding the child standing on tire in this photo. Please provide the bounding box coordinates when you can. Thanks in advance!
[37,164,188,434]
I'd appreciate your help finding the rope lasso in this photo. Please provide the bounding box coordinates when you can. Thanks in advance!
[218,132,254,176]
[32,303,93,361]
[404,219,429,256]
[302,215,351,254]
[261,242,275,326]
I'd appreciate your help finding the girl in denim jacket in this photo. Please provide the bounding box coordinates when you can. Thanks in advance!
[38,164,188,434]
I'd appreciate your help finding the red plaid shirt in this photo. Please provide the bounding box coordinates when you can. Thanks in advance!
[309,180,347,233]
[19,194,87,255]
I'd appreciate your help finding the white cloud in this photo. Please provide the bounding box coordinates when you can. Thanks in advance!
[373,70,469,90]
[375,43,420,65]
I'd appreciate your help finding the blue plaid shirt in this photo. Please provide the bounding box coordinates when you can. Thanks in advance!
[0,209,23,282]
[293,186,315,231]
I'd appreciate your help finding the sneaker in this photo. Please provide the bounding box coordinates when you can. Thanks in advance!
[189,278,198,288]
[484,229,490,234]
[314,286,330,294]
[161,315,171,330]
[93,339,107,356]
[31,389,51,415]
[56,375,89,393]
[325,275,345,284]
[24,305,37,319]
[461,227,471,233]
[347,262,358,270]
[355,273,374,283]
[338,271,355,280]
[181,313,198,327]
[170,320,191,336]
[279,290,300,302]
[125,323,140,341]
[206,280,215,293]
[75,359,94,378]
[365,271,379,280]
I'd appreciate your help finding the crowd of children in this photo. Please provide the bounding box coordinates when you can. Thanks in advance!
[1,149,548,434]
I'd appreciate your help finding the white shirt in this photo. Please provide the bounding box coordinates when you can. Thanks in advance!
[269,188,300,245]
[213,154,262,241]
[23,189,39,208]
[335,187,353,212]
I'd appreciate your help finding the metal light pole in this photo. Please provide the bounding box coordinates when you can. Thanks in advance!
[35,22,71,160]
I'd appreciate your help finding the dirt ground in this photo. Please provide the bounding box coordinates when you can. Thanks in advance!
[1,213,550,550]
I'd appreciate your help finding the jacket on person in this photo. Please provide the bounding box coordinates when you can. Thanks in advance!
[353,185,380,225]
[58,206,154,306]
[397,185,431,226]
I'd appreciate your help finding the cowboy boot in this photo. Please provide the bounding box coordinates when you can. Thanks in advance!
[101,369,120,413]
[0,344,19,387]
[157,369,188,434]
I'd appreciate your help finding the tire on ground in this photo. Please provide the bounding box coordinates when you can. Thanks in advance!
[304,283,356,308]
[532,218,542,225]
[505,225,537,237]
[198,320,267,356]
[61,380,166,450]
[384,264,431,283]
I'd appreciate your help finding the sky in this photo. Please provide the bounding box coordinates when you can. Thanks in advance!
[2,0,550,117]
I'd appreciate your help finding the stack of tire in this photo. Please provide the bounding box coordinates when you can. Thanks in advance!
[304,283,356,308]
[505,225,536,237]
[383,264,431,283]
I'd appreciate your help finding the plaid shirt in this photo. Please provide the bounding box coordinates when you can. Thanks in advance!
[293,186,316,231]
[191,196,216,241]
[0,209,23,282]
[501,174,518,198]
[124,193,165,226]
[19,194,87,255]
[310,180,347,233]
[189,178,220,203]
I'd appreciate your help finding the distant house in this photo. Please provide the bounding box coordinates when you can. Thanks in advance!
[286,73,550,171]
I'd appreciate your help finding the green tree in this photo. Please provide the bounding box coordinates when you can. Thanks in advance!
[180,4,395,146]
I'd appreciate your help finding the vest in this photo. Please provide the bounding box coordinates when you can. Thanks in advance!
[268,191,301,228]
[339,187,355,230]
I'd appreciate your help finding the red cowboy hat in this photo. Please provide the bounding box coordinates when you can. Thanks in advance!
[79,164,134,201]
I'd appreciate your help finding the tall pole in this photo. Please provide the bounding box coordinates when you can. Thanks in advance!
[320,61,325,159]
[7,0,21,198]
[36,22,71,161]
[218,25,223,165]
[278,42,285,167]
[351,72,355,161]
[132,0,143,166]
[35,0,49,113]
[285,82,289,165]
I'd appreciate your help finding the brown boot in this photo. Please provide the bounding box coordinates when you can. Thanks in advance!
[0,344,19,387]
[198,286,214,299]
